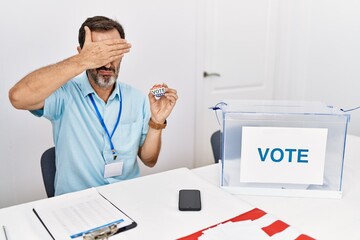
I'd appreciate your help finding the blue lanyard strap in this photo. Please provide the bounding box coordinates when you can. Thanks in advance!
[89,89,122,160]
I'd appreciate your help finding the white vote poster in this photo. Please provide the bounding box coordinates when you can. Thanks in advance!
[240,127,328,185]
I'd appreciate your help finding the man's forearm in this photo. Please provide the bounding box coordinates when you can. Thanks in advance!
[9,26,131,111]
[9,54,87,110]
[138,128,163,167]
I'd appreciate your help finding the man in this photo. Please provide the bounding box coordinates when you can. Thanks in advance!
[9,16,178,196]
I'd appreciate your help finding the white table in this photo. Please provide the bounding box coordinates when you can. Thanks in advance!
[0,168,256,240]
[193,134,360,240]
[0,135,359,240]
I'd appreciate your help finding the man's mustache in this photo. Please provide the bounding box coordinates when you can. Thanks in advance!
[96,66,115,72]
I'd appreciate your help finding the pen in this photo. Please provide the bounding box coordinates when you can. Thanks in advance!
[2,225,8,240]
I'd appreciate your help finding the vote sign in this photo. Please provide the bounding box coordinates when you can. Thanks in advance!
[240,127,328,185]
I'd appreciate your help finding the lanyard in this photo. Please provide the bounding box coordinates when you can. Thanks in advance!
[89,89,122,160]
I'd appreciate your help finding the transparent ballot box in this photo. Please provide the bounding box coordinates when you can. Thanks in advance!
[218,100,350,198]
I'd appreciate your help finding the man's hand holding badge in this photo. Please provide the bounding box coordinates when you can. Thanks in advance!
[148,83,178,128]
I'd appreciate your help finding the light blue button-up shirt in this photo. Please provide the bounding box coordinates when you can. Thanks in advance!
[32,73,150,195]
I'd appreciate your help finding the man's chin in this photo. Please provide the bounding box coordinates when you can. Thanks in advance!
[96,76,116,89]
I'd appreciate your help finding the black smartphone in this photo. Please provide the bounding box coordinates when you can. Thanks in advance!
[178,189,201,211]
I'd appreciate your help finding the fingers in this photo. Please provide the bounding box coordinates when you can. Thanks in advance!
[164,87,177,96]
[103,40,132,60]
[164,92,178,106]
[84,26,92,44]
[109,44,131,55]
[80,36,131,69]
[104,47,131,64]
[164,90,178,102]
[148,85,178,123]
[148,85,178,105]
[160,83,175,96]
[105,38,130,46]
[148,91,157,104]
[149,84,177,99]
[163,86,178,102]
[83,26,130,50]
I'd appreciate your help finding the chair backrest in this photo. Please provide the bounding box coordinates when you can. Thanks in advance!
[40,147,56,198]
[210,130,222,163]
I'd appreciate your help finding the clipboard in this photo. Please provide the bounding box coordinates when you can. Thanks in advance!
[33,188,137,239]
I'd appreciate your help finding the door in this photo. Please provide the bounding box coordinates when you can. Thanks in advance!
[195,0,279,167]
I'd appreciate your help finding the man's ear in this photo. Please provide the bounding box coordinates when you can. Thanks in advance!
[77,46,81,53]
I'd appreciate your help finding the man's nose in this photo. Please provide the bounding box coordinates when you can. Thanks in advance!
[104,62,112,68]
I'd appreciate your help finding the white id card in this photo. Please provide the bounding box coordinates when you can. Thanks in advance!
[104,160,123,178]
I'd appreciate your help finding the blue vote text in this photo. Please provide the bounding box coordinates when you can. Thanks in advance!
[257,148,309,163]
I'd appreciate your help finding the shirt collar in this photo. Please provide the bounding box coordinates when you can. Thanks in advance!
[79,72,120,101]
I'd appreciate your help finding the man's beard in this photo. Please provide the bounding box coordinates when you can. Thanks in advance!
[87,66,118,89]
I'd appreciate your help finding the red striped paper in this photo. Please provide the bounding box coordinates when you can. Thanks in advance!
[177,208,315,240]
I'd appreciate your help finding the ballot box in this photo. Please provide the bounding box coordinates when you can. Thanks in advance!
[218,100,350,198]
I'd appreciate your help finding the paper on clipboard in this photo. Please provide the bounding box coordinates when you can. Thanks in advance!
[33,188,136,239]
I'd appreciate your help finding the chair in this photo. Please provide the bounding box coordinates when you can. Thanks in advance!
[210,130,222,163]
[40,147,56,198]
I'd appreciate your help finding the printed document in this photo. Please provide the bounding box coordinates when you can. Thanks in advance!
[33,188,135,239]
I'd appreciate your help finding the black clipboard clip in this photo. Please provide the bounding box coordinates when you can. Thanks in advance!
[82,223,118,240]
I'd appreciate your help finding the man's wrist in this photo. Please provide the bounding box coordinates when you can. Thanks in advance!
[148,118,167,130]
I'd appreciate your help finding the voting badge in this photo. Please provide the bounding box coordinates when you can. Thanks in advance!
[104,160,123,178]
[151,84,166,98]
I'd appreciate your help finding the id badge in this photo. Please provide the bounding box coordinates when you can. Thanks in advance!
[104,160,123,178]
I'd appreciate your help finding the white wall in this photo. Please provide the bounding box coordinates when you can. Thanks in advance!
[0,0,198,208]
